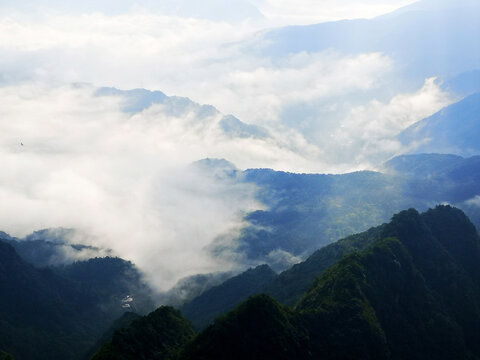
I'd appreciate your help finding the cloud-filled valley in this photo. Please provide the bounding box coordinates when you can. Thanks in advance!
[1,0,479,292]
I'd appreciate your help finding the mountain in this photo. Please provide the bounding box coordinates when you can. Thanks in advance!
[443,70,480,97]
[91,307,195,360]
[251,0,480,81]
[175,206,480,359]
[0,351,14,360]
[4,228,108,268]
[179,294,308,360]
[0,239,99,360]
[95,87,268,140]
[224,153,480,269]
[0,350,14,360]
[181,265,277,330]
[180,225,384,329]
[0,239,154,360]
[84,312,141,360]
[181,203,480,331]
[54,257,155,315]
[397,93,480,156]
[236,168,404,262]
[263,225,385,306]
[384,154,480,204]
[156,271,234,308]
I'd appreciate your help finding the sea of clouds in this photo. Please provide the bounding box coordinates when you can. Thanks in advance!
[0,0,453,291]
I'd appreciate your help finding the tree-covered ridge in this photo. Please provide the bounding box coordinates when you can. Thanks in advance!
[265,224,385,306]
[55,256,155,315]
[84,312,141,359]
[240,169,403,261]
[178,206,480,359]
[235,154,480,269]
[91,307,195,360]
[180,224,384,329]
[0,240,154,360]
[180,264,277,330]
[0,351,14,360]
[178,295,309,360]
[2,228,108,268]
[109,205,480,360]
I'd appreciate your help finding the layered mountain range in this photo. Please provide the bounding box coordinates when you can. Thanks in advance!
[92,205,480,359]
[2,79,480,358]
[1,1,480,358]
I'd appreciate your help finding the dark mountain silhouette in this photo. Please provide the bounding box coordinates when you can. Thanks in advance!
[0,239,154,360]
[176,206,480,359]
[84,312,141,360]
[181,264,276,330]
[91,307,194,360]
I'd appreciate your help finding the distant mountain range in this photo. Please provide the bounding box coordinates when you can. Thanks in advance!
[198,152,480,270]
[398,92,480,156]
[1,0,479,358]
[95,86,269,141]
[251,0,480,82]
[2,228,109,268]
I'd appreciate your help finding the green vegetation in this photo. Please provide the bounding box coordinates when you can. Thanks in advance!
[178,295,308,360]
[3,204,480,359]
[0,241,154,360]
[181,264,276,330]
[102,206,480,359]
[91,307,194,360]
[0,351,14,360]
[236,155,480,268]
[265,224,385,306]
[181,225,384,329]
[84,312,141,359]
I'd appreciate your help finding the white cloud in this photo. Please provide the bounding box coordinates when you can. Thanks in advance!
[0,12,390,114]
[330,78,453,165]
[209,51,392,125]
[0,84,267,290]
[0,1,459,291]
[0,0,417,25]
[251,0,418,25]
[0,11,405,165]
[466,196,480,207]
[0,79,452,290]
[1,83,364,289]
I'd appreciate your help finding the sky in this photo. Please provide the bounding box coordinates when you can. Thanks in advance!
[0,0,462,291]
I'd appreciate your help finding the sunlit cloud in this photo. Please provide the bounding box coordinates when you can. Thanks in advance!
[0,0,460,291]
[0,84,266,290]
[330,78,453,165]
[252,0,418,25]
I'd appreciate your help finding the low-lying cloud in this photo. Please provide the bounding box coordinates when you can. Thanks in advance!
[330,77,454,165]
[0,84,269,290]
[0,2,458,291]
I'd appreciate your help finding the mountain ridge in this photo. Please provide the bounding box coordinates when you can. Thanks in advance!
[94,205,480,359]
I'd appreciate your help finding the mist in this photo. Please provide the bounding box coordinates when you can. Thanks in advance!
[0,0,461,291]
[0,84,269,290]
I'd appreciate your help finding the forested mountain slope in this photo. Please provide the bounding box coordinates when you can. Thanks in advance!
[0,238,154,360]
[96,206,480,359]
[234,154,480,267]
[178,206,480,359]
